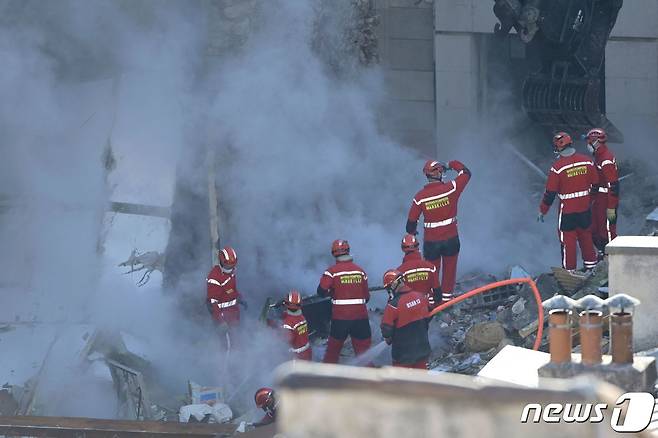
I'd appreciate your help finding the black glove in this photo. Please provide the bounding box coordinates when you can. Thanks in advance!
[432,288,442,306]
[239,298,248,310]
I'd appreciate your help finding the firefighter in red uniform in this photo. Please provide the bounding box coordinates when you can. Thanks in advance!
[538,132,599,271]
[380,269,431,370]
[206,246,246,327]
[407,159,471,303]
[252,387,277,427]
[317,239,371,364]
[281,290,312,361]
[585,128,620,254]
[396,234,441,308]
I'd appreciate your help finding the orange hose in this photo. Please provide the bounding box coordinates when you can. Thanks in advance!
[429,277,544,351]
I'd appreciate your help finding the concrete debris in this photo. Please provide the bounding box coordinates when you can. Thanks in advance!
[457,272,517,310]
[430,352,484,375]
[107,359,153,420]
[508,264,530,279]
[551,267,588,294]
[511,297,525,315]
[179,403,233,424]
[464,322,505,352]
[0,388,18,416]
[646,206,658,222]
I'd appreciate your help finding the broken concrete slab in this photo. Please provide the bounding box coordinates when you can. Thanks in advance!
[509,264,531,279]
[646,207,658,223]
[477,345,550,387]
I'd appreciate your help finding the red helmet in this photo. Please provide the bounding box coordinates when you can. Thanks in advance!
[285,290,302,311]
[331,239,350,257]
[218,246,238,270]
[586,128,607,145]
[254,387,274,409]
[423,160,446,179]
[401,234,420,254]
[552,132,573,152]
[383,269,403,289]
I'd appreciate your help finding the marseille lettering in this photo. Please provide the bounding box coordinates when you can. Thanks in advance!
[566,166,587,177]
[340,274,363,284]
[425,197,449,210]
[406,272,429,282]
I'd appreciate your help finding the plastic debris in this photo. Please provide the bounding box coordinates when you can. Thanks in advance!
[188,381,224,405]
[178,403,232,423]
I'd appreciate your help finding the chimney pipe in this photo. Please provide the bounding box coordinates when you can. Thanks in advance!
[579,310,603,365]
[610,312,633,364]
[548,309,572,364]
[543,295,578,365]
[605,293,641,365]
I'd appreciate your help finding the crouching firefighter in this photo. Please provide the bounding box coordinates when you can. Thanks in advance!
[317,239,372,364]
[253,387,277,427]
[281,290,312,361]
[538,132,599,272]
[406,159,471,303]
[380,269,431,369]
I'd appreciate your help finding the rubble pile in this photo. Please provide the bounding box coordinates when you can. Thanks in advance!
[426,258,616,375]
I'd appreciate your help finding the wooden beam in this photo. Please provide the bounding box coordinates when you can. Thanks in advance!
[0,415,237,438]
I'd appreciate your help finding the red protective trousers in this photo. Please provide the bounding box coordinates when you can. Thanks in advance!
[429,254,458,301]
[591,192,617,251]
[323,337,371,364]
[322,318,372,364]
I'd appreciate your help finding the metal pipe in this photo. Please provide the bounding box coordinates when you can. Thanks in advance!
[548,310,572,364]
[610,312,633,364]
[579,310,603,365]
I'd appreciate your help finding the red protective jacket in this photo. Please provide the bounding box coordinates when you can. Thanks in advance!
[206,266,240,320]
[407,160,471,241]
[318,259,369,320]
[282,311,312,359]
[381,286,431,365]
[593,145,619,209]
[396,252,439,305]
[540,153,599,215]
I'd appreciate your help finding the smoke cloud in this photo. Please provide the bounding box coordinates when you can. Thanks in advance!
[2,0,655,420]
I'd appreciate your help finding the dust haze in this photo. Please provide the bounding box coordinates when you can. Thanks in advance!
[1,0,652,419]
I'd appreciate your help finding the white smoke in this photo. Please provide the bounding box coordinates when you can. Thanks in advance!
[2,0,654,420]
[210,0,420,309]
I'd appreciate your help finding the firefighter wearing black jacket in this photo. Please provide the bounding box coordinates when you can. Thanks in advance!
[380,269,431,370]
